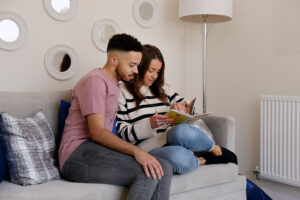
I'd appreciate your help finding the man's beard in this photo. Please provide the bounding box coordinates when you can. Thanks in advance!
[116,66,135,83]
[116,66,126,82]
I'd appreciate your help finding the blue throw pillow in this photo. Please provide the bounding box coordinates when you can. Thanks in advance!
[0,140,8,182]
[58,100,71,145]
[112,118,118,135]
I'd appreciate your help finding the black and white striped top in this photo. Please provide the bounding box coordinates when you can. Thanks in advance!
[116,83,186,151]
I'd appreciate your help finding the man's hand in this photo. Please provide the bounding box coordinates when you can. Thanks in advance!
[150,114,173,129]
[171,102,186,112]
[133,148,164,179]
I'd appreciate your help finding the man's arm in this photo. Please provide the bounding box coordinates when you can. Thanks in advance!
[87,113,164,179]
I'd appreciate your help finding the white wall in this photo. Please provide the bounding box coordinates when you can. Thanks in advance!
[0,0,187,95]
[181,2,300,198]
[205,0,300,175]
[177,0,300,197]
[179,0,300,178]
[196,0,300,196]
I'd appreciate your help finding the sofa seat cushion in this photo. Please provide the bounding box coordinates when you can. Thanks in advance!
[171,163,238,194]
[0,163,238,200]
[0,179,130,200]
[170,175,246,200]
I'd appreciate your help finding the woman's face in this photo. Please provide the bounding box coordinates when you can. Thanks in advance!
[143,58,162,87]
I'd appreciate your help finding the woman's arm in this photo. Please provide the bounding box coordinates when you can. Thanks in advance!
[116,93,157,144]
[165,84,187,112]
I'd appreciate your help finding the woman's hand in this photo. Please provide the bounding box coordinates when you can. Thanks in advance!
[133,148,164,179]
[171,102,186,112]
[150,114,173,129]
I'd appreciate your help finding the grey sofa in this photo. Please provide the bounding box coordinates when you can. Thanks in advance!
[0,90,246,200]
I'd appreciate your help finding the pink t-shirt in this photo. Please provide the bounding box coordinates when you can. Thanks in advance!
[59,68,120,170]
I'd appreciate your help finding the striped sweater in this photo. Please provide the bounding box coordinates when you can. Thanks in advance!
[116,83,186,151]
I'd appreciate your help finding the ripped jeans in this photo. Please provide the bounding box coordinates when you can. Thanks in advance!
[150,123,215,174]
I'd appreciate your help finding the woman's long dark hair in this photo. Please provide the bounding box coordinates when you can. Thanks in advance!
[125,44,167,108]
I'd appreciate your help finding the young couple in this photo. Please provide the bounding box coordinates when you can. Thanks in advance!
[59,33,237,200]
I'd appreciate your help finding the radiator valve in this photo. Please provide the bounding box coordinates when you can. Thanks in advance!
[252,166,260,180]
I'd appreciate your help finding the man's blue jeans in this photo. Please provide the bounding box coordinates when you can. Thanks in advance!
[150,123,215,174]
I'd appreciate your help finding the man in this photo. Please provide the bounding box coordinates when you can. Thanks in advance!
[59,34,172,200]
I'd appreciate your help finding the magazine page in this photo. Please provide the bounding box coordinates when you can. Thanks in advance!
[185,113,210,123]
[165,109,192,125]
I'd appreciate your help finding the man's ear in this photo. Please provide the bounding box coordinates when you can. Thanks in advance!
[110,54,119,66]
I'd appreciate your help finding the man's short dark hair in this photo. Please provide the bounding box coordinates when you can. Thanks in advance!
[107,33,143,52]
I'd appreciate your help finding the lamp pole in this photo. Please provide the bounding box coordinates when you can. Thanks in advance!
[202,15,208,113]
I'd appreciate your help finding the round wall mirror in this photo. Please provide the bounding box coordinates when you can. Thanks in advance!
[45,45,78,80]
[0,19,19,42]
[139,2,153,21]
[44,0,77,21]
[92,19,121,52]
[133,0,158,28]
[51,0,71,14]
[53,52,71,72]
[0,12,26,51]
[99,25,115,45]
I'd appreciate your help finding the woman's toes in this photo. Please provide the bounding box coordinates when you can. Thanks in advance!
[198,157,206,165]
[211,145,222,156]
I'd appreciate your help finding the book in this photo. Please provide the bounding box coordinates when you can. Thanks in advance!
[166,109,210,125]
[166,97,210,125]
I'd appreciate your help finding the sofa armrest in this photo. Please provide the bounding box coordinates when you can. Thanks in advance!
[202,115,235,152]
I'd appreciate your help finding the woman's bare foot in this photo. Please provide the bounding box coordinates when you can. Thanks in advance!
[198,157,206,165]
[211,145,222,156]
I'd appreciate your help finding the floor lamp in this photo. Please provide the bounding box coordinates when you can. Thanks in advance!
[179,0,233,113]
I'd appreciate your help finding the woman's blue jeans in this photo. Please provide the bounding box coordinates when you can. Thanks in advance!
[149,123,215,174]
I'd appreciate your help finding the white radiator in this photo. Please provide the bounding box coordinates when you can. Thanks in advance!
[260,95,300,187]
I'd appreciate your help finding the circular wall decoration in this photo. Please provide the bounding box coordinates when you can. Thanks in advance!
[0,12,27,51]
[43,0,77,21]
[92,19,121,52]
[133,0,158,28]
[45,45,78,80]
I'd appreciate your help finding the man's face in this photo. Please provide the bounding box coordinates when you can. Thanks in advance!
[116,51,142,82]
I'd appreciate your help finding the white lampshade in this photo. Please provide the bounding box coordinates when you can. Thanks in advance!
[179,0,233,23]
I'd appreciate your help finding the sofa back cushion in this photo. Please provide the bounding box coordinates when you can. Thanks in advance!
[0,90,72,141]
[0,110,60,185]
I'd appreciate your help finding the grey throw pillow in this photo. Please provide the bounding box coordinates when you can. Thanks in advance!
[0,110,60,185]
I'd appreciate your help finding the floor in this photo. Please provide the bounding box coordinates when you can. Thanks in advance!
[245,171,300,200]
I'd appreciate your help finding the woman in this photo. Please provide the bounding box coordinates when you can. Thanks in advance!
[117,45,235,174]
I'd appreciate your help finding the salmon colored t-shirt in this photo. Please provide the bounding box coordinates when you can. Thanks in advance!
[59,68,120,170]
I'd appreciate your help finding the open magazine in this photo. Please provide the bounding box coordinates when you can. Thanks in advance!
[166,109,210,125]
[166,98,210,125]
